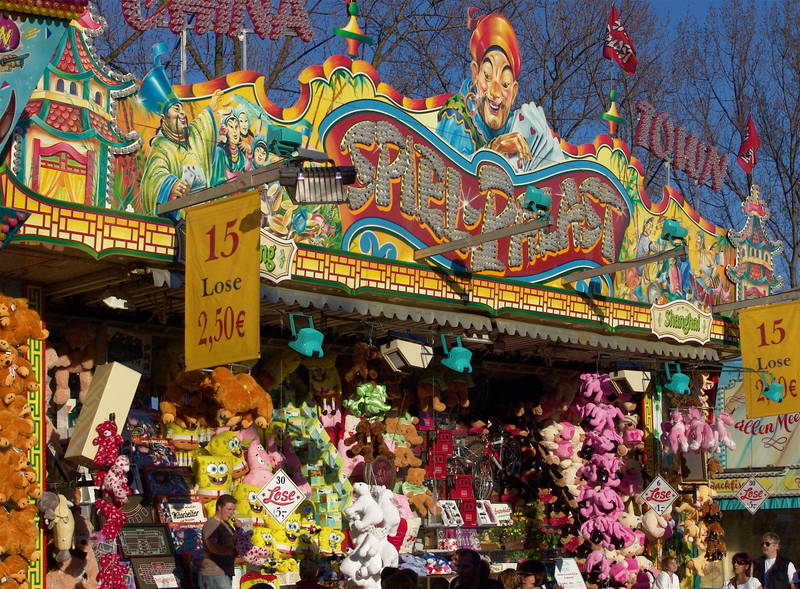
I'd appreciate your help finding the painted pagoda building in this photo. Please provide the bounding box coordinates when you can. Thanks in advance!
[725,184,783,300]
[10,10,140,210]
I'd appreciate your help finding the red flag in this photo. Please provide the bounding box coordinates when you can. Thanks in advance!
[737,115,761,174]
[603,4,637,74]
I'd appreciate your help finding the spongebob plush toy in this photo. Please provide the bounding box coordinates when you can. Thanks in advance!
[318,527,346,556]
[205,431,249,479]
[193,454,233,500]
[165,422,200,467]
[232,483,266,523]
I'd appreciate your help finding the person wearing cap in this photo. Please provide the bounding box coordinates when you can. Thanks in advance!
[436,8,564,171]
[140,43,230,217]
[754,533,799,589]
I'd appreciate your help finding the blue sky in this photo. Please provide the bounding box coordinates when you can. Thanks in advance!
[649,0,720,24]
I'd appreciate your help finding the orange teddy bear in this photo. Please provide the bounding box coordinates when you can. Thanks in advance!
[0,296,48,347]
[0,554,28,589]
[402,467,436,517]
[211,367,273,429]
[0,504,40,561]
[160,370,218,427]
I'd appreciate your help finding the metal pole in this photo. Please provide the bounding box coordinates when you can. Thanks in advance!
[241,30,247,71]
[180,29,187,85]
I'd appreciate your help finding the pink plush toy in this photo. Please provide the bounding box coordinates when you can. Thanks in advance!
[96,498,126,540]
[92,420,123,468]
[584,430,622,454]
[263,435,284,469]
[578,454,623,488]
[665,410,689,454]
[555,422,583,460]
[97,552,129,589]
[579,373,615,403]
[98,455,132,506]
[688,407,716,452]
[714,412,736,450]
[242,443,272,487]
[578,487,624,519]
[578,403,623,430]
[234,528,272,566]
[584,549,613,580]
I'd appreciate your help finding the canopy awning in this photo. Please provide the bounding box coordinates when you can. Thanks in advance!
[494,318,720,362]
[261,286,494,332]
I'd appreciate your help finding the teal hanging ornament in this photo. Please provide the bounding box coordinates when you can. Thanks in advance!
[288,313,324,358]
[440,334,472,374]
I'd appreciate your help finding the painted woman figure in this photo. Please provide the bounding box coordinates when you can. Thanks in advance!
[216,113,251,179]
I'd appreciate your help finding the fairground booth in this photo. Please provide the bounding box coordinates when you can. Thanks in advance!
[0,2,795,589]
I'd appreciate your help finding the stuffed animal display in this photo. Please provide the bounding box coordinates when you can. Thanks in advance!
[0,295,47,589]
[662,408,736,454]
[340,483,399,589]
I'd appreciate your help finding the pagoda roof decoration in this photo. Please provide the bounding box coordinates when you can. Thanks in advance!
[727,184,782,255]
[725,184,784,293]
[24,13,139,154]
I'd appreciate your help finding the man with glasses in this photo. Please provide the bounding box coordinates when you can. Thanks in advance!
[754,533,799,589]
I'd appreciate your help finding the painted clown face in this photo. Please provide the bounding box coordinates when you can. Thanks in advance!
[471,48,518,131]
[254,145,268,167]
[194,455,232,493]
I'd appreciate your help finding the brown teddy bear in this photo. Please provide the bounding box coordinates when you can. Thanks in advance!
[0,504,40,561]
[233,372,274,429]
[402,467,436,517]
[0,554,28,588]
[344,342,380,385]
[0,296,48,346]
[0,396,34,450]
[343,419,394,463]
[45,325,95,404]
[160,370,217,427]
[209,367,274,429]
[416,371,446,412]
[0,460,41,509]
[384,417,423,468]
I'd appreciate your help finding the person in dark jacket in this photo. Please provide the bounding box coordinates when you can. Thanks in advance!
[753,533,799,589]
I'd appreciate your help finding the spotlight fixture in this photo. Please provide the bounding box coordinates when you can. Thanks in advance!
[380,339,433,372]
[522,185,551,219]
[663,363,690,395]
[440,334,472,374]
[279,163,356,205]
[661,219,688,244]
[287,313,324,358]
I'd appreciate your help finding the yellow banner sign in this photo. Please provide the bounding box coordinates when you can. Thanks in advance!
[185,191,261,370]
[741,300,800,418]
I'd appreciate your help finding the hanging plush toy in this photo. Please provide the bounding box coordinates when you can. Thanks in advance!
[343,383,391,419]
[96,455,132,506]
[96,498,126,540]
[92,420,124,467]
[97,552,130,589]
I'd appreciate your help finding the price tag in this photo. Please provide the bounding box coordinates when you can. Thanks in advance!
[737,477,768,514]
[740,301,800,418]
[639,475,678,515]
[257,468,305,524]
[185,191,260,370]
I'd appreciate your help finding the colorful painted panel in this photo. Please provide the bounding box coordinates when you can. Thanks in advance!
[0,14,69,155]
[10,7,739,305]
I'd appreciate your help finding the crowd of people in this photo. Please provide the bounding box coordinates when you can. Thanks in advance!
[197,499,798,589]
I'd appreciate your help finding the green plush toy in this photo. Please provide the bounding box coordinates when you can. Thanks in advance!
[343,383,391,418]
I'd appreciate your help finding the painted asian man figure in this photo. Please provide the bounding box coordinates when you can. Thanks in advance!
[436,9,564,172]
[140,43,228,217]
